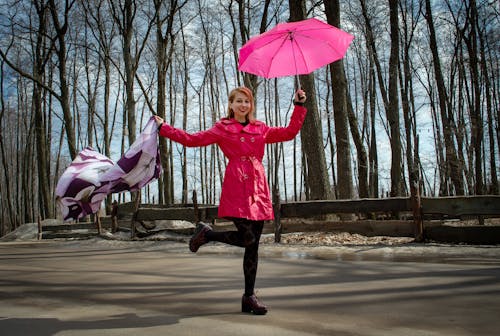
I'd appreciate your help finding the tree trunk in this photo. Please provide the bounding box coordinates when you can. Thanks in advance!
[387,0,403,197]
[35,1,54,219]
[49,0,77,160]
[289,0,332,200]
[154,0,180,204]
[424,0,464,195]
[0,61,16,231]
[324,0,355,200]
[123,0,137,146]
[477,10,498,194]
[399,0,420,197]
[463,0,483,195]
[368,46,379,197]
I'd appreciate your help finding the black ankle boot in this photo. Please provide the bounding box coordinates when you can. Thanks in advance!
[189,223,211,253]
[241,294,268,315]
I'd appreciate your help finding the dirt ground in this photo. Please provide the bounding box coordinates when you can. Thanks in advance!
[1,237,500,336]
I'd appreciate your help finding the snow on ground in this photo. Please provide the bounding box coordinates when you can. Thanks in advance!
[0,223,39,241]
[1,221,413,246]
[2,222,500,265]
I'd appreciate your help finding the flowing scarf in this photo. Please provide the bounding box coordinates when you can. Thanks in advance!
[55,117,161,221]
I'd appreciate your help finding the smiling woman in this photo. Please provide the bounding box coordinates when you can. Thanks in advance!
[226,87,255,123]
[154,86,307,315]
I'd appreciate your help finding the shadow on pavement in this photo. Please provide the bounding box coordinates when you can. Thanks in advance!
[0,313,177,336]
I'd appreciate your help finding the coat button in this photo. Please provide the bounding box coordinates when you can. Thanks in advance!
[250,137,255,142]
[240,137,245,142]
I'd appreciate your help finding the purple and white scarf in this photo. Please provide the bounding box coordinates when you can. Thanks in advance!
[55,117,161,221]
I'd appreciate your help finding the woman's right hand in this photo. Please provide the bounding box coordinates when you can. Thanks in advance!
[154,115,164,127]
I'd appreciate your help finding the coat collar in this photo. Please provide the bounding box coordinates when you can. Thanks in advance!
[219,118,264,134]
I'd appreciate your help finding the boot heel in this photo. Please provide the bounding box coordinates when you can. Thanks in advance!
[241,301,251,313]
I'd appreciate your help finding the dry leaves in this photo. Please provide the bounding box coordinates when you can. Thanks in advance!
[261,231,414,246]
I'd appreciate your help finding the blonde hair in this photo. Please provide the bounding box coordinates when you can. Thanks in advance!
[226,86,256,123]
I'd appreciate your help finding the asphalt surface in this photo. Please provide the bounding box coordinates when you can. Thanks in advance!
[1,239,499,336]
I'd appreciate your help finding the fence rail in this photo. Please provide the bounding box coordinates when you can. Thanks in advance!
[420,196,500,216]
[113,195,500,242]
[39,195,500,243]
[116,195,500,221]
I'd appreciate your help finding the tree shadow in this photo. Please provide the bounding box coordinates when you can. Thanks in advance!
[0,313,178,336]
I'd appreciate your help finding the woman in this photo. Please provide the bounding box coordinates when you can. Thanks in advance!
[155,86,307,315]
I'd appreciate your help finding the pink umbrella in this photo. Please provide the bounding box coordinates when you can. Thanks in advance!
[238,18,354,82]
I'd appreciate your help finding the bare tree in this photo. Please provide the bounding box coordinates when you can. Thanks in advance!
[0,61,17,232]
[399,0,423,194]
[324,0,356,200]
[47,0,77,161]
[462,0,483,194]
[153,0,187,204]
[289,0,332,200]
[30,0,55,219]
[424,0,464,195]
[109,0,155,145]
[387,0,403,197]
[477,3,499,194]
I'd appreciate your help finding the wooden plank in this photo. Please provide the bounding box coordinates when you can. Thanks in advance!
[421,196,500,216]
[280,198,412,218]
[135,206,219,222]
[42,222,112,232]
[117,202,219,221]
[425,226,500,244]
[43,223,97,231]
[42,232,98,239]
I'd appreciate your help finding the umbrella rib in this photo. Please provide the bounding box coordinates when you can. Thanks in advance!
[241,32,287,56]
[290,34,309,74]
[264,32,294,78]
[294,29,351,53]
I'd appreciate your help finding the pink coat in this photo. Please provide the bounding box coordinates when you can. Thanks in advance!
[158,105,307,221]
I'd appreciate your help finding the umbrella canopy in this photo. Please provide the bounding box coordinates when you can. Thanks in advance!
[238,18,354,79]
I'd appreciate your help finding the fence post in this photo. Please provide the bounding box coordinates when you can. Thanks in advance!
[411,180,424,242]
[192,190,199,223]
[130,191,141,239]
[111,201,118,233]
[273,186,281,243]
[37,216,42,240]
[95,214,102,235]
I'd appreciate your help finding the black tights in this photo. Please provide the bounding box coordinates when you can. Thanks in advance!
[205,218,264,296]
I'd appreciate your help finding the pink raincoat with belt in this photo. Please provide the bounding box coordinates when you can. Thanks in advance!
[158,105,307,221]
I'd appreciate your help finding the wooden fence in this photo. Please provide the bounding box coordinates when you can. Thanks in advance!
[39,195,499,242]
[111,195,500,243]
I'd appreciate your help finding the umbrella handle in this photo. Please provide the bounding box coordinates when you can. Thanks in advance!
[295,74,301,91]
[295,75,305,100]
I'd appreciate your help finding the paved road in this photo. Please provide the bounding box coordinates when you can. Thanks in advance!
[1,239,499,336]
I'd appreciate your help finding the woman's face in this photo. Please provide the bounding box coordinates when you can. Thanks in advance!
[230,92,251,122]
